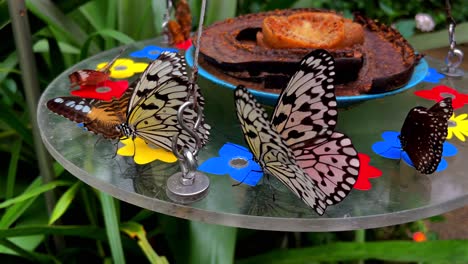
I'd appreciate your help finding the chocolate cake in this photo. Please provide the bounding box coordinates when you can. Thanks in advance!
[197,9,422,96]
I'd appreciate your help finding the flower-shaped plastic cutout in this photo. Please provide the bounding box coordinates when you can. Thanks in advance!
[372,131,457,173]
[175,39,192,50]
[447,113,468,142]
[412,231,427,242]
[198,142,263,186]
[71,80,129,101]
[130,45,178,60]
[422,67,445,83]
[414,85,468,109]
[117,137,177,165]
[96,59,148,79]
[354,153,382,191]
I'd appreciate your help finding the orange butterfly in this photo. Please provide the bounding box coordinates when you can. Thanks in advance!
[68,49,125,88]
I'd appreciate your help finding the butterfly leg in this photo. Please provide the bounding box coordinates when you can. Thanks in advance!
[264,173,276,202]
[231,168,263,187]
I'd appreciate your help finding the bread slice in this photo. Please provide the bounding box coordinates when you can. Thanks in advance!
[261,12,345,49]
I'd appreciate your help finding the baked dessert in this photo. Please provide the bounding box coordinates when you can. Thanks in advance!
[197,9,422,96]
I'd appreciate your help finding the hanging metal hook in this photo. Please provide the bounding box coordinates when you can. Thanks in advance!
[166,0,210,204]
[161,0,174,44]
[440,0,464,77]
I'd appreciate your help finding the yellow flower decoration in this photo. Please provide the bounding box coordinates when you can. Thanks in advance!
[447,113,468,142]
[117,137,177,165]
[96,58,148,79]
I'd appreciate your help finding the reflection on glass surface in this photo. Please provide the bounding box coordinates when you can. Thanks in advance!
[37,39,468,231]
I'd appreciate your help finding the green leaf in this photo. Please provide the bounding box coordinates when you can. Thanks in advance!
[0,225,133,246]
[189,221,237,264]
[117,0,157,40]
[0,79,25,108]
[26,0,89,47]
[378,2,396,17]
[80,29,135,59]
[0,236,44,257]
[0,238,57,263]
[0,0,11,30]
[120,222,168,264]
[205,1,237,25]
[46,37,66,78]
[130,209,154,222]
[33,39,80,54]
[0,105,33,146]
[99,192,125,264]
[236,241,468,263]
[0,52,18,84]
[0,178,42,228]
[150,0,166,36]
[48,181,82,225]
[0,180,70,209]
[6,138,22,199]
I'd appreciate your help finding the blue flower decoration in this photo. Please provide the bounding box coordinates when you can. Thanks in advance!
[130,45,178,60]
[198,142,263,186]
[423,67,444,83]
[372,131,457,172]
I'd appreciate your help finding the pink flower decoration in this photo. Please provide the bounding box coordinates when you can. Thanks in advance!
[71,80,129,101]
[414,85,468,109]
[176,38,192,50]
[354,153,382,191]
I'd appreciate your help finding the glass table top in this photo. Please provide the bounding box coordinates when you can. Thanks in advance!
[37,38,468,231]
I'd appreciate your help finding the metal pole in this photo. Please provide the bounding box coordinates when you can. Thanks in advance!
[7,0,64,250]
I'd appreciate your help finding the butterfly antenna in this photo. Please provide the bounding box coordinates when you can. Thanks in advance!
[101,48,126,73]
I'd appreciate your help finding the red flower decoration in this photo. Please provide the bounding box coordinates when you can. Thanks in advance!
[414,85,468,109]
[71,80,129,101]
[412,231,427,242]
[176,38,192,50]
[354,153,382,191]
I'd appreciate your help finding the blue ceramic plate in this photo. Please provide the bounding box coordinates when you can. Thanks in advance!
[186,47,428,106]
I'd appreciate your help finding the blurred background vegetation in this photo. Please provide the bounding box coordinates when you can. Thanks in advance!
[0,0,467,263]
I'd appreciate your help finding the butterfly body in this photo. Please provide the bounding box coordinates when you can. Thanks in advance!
[234,50,359,215]
[48,51,210,153]
[399,97,453,174]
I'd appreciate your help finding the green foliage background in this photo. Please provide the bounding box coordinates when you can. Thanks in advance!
[0,0,467,263]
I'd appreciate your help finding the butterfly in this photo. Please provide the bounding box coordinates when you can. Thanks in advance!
[68,49,125,88]
[48,51,210,153]
[399,97,453,174]
[167,0,192,45]
[234,49,360,215]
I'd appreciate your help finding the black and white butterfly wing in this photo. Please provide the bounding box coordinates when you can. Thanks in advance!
[294,133,359,204]
[399,97,453,174]
[234,85,328,215]
[272,50,359,204]
[271,49,338,149]
[125,51,210,151]
[127,51,187,109]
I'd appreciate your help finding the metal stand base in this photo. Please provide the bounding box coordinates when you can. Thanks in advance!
[440,67,464,77]
[166,171,210,204]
